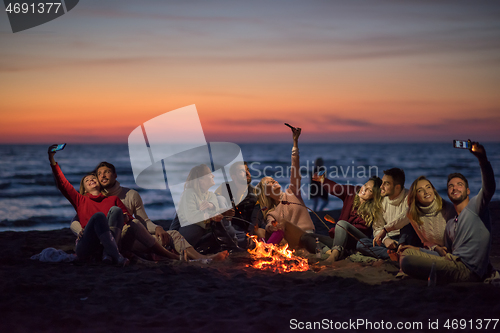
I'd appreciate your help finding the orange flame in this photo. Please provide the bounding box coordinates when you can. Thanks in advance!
[246,235,309,273]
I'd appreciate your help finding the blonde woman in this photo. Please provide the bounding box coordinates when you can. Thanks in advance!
[399,176,455,256]
[177,164,234,249]
[254,127,335,253]
[316,174,384,262]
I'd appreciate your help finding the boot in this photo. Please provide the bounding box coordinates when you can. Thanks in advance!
[99,231,129,267]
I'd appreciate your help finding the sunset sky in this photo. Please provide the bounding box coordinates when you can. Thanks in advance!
[1,0,499,143]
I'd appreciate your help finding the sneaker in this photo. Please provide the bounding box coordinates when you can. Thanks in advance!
[102,254,113,265]
[395,271,408,279]
[116,256,130,267]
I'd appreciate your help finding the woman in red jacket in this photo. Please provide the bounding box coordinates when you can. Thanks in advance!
[48,145,132,266]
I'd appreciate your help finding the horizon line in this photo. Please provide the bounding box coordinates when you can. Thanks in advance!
[1,140,500,145]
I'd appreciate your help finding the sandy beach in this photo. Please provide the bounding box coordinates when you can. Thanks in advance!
[1,202,500,333]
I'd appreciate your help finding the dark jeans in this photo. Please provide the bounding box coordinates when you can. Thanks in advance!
[356,223,423,259]
[75,207,123,260]
[107,206,124,242]
[399,223,423,247]
[356,236,398,260]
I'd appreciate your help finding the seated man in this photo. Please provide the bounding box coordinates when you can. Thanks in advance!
[356,168,409,259]
[357,168,422,260]
[401,142,495,283]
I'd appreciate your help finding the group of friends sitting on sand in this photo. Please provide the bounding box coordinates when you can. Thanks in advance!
[47,125,496,285]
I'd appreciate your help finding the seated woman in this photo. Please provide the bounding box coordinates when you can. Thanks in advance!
[254,127,332,253]
[177,164,235,251]
[314,171,384,262]
[398,176,456,258]
[48,145,132,266]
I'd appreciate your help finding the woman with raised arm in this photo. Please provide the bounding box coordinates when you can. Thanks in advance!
[48,145,132,266]
[254,127,333,253]
[313,170,384,262]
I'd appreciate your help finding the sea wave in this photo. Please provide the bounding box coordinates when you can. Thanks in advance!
[1,142,499,231]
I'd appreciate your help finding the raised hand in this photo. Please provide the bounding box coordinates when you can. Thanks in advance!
[292,126,301,141]
[48,144,59,154]
[312,172,324,182]
[47,145,58,165]
[470,140,487,162]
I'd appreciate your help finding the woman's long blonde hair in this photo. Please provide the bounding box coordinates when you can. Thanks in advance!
[407,176,442,226]
[352,176,383,227]
[184,164,212,196]
[254,177,278,219]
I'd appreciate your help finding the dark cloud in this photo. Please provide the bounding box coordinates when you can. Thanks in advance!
[420,115,500,130]
[210,118,285,127]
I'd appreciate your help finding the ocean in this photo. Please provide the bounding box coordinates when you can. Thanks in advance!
[1,142,499,231]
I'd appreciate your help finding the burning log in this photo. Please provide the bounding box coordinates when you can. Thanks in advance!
[246,235,309,273]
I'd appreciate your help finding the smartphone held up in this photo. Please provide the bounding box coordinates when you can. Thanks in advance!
[317,169,326,183]
[453,140,471,150]
[50,143,67,152]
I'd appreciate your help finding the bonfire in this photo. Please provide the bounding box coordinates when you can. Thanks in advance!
[246,235,309,273]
